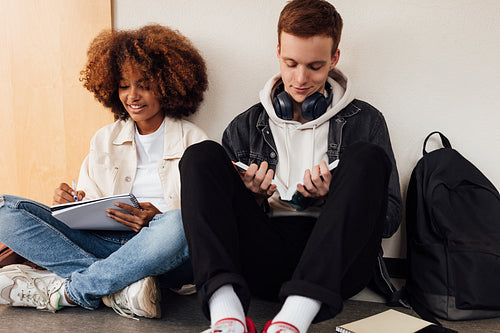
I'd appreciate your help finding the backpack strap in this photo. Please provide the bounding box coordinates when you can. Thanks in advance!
[370,251,410,308]
[423,131,452,155]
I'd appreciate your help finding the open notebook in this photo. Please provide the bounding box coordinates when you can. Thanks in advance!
[234,159,339,201]
[50,193,141,231]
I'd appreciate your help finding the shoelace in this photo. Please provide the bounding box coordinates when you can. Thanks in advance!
[107,289,139,321]
[15,266,63,312]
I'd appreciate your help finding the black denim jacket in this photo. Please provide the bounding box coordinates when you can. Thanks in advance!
[222,99,402,238]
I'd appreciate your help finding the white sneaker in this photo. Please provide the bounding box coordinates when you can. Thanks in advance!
[102,276,161,319]
[201,318,256,333]
[263,321,300,333]
[170,283,197,296]
[0,264,65,312]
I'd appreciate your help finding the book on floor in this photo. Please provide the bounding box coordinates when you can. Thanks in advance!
[335,309,435,333]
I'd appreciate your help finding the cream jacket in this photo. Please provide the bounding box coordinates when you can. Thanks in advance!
[77,116,208,211]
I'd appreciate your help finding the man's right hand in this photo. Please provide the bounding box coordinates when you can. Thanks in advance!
[53,183,86,205]
[238,161,276,199]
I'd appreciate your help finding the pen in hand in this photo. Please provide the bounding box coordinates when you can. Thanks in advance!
[72,180,78,201]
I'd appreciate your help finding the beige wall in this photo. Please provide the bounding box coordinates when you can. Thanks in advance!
[113,0,500,258]
[1,1,113,205]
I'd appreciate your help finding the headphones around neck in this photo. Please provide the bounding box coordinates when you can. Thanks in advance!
[272,82,333,121]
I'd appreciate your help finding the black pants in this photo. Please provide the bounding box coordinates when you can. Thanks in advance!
[179,140,391,322]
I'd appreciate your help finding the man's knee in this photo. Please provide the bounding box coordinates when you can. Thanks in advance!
[180,140,225,170]
[343,142,391,171]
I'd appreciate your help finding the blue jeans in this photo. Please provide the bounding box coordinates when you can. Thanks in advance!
[0,195,191,310]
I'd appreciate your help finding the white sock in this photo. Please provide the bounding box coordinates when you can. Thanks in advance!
[268,295,321,333]
[208,284,246,331]
[57,286,76,307]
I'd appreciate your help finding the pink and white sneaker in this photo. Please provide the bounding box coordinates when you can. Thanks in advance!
[262,320,300,333]
[201,317,256,333]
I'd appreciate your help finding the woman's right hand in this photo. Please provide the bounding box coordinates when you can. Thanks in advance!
[53,183,86,205]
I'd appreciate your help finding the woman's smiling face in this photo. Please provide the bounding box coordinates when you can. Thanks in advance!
[118,66,163,134]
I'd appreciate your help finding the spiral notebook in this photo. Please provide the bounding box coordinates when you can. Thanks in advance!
[336,309,434,333]
[51,193,141,231]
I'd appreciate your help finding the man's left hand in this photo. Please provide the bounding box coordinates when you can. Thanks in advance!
[297,161,332,198]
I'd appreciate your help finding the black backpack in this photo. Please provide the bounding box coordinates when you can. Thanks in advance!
[405,131,500,321]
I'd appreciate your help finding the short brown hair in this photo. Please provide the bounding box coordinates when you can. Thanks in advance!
[80,24,208,120]
[278,0,343,55]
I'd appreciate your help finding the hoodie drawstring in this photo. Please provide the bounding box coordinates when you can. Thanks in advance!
[285,124,291,187]
[311,125,317,170]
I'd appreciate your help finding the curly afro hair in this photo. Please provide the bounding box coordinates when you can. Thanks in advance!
[80,24,208,120]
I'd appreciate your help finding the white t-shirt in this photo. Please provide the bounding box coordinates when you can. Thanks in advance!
[131,121,168,212]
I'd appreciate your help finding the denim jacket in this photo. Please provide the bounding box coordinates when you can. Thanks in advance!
[222,99,402,238]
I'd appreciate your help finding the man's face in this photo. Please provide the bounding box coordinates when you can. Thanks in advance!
[278,32,340,106]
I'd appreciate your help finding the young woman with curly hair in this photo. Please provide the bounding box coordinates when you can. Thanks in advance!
[0,24,208,319]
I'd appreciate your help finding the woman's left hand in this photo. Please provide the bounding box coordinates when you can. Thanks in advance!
[106,202,161,232]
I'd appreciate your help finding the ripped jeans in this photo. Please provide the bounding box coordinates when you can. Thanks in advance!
[0,195,191,309]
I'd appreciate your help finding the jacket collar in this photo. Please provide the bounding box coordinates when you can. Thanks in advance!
[335,100,361,118]
[112,116,185,159]
[113,118,135,145]
[162,117,185,159]
[256,109,269,131]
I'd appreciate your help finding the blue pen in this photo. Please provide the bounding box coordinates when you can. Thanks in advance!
[72,180,78,201]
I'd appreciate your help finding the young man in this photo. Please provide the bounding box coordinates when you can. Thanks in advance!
[180,1,402,332]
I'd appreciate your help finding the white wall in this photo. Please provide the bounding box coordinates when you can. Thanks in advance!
[113,0,500,257]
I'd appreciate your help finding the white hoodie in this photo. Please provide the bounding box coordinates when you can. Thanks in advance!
[259,68,355,215]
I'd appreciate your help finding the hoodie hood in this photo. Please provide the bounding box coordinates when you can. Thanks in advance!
[259,68,355,128]
[260,68,355,215]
